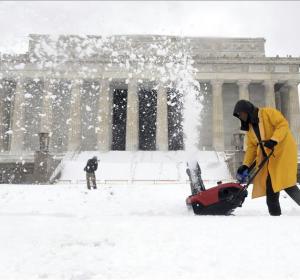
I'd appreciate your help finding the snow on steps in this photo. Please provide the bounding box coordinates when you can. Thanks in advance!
[52,151,232,184]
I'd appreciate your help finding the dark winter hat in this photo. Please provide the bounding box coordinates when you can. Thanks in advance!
[233,100,259,131]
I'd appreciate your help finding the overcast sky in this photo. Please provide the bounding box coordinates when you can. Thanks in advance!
[0,1,300,57]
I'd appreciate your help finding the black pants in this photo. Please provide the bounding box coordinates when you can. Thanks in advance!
[266,174,300,216]
[86,172,97,189]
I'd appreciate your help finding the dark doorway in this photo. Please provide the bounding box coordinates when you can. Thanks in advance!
[111,88,127,150]
[138,88,157,150]
[167,88,184,150]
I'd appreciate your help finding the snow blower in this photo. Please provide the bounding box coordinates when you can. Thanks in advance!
[186,149,274,215]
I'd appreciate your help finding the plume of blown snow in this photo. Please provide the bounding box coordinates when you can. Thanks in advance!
[172,54,203,161]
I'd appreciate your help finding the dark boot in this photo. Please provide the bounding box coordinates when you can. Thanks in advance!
[285,186,300,206]
[86,173,91,190]
[91,172,97,189]
[266,175,281,216]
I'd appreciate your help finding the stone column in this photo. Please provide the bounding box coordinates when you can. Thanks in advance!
[10,79,26,153]
[275,89,282,112]
[40,77,53,133]
[263,80,276,108]
[97,78,112,151]
[287,81,300,146]
[67,79,82,151]
[156,84,168,151]
[211,80,224,151]
[277,84,290,119]
[237,80,250,100]
[0,80,5,151]
[126,79,139,151]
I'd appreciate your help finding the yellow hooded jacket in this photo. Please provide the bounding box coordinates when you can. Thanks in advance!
[243,107,298,198]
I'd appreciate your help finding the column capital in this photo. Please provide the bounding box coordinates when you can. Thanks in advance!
[155,82,169,95]
[210,80,224,86]
[100,78,111,91]
[237,80,251,86]
[262,80,277,86]
[42,77,58,85]
[71,78,83,87]
[14,77,26,89]
[101,77,111,83]
[127,78,138,91]
[128,77,138,84]
[154,81,167,90]
[286,80,300,87]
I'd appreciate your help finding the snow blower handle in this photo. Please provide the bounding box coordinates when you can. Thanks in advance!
[245,147,274,188]
[233,144,274,207]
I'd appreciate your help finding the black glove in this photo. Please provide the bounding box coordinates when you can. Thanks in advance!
[237,165,249,175]
[263,139,277,150]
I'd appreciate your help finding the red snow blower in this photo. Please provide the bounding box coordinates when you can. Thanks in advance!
[185,149,274,215]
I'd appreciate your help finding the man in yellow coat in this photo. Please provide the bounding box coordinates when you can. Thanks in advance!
[233,100,300,216]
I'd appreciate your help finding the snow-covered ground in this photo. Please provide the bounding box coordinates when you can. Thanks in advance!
[0,183,300,280]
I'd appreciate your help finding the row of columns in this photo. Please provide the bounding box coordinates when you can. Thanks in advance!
[212,79,300,150]
[3,77,170,153]
[1,78,300,153]
[91,78,169,152]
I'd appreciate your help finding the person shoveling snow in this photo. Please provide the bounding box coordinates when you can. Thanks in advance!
[233,100,300,216]
[84,156,99,190]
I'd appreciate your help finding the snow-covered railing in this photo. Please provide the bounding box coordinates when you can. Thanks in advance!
[56,178,233,185]
[52,151,231,184]
[0,152,34,163]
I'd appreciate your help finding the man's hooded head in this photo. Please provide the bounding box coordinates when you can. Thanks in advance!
[233,100,259,131]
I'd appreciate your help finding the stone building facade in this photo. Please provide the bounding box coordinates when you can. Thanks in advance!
[0,34,300,155]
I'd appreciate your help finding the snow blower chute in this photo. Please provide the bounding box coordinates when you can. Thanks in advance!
[186,149,274,215]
